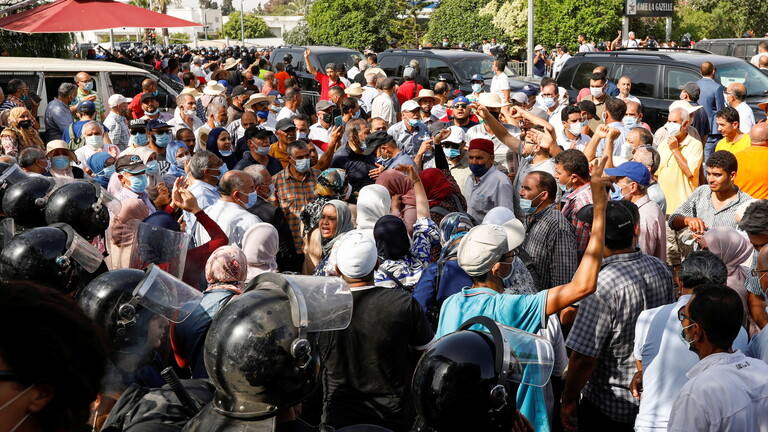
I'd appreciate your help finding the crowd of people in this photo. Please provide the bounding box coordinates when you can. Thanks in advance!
[0,43,767,432]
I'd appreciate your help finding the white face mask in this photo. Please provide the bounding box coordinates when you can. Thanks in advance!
[184,109,196,117]
[568,122,582,137]
[666,122,682,137]
[590,86,604,98]
[85,134,104,149]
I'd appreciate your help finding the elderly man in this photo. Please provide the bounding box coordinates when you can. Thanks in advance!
[656,107,703,215]
[269,118,298,168]
[387,100,429,158]
[184,150,224,234]
[735,122,768,199]
[193,170,261,248]
[44,83,77,141]
[304,47,346,101]
[167,93,204,136]
[194,102,228,152]
[726,82,755,134]
[18,147,49,176]
[464,138,515,221]
[72,71,105,120]
[366,130,416,170]
[112,154,155,211]
[371,77,398,125]
[74,121,117,172]
[103,94,131,150]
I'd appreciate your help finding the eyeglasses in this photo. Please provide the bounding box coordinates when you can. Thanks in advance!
[454,104,469,109]
[130,129,147,135]
[751,268,768,277]
[0,371,21,381]
[677,306,696,323]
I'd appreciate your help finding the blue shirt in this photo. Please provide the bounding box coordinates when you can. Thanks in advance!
[62,120,110,143]
[44,98,74,141]
[413,259,472,313]
[436,288,550,432]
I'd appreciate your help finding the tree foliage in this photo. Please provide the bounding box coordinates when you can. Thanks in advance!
[221,11,274,39]
[533,0,623,51]
[426,0,506,46]
[0,31,74,58]
[283,19,314,45]
[388,0,431,48]
[306,0,399,51]
[221,0,235,15]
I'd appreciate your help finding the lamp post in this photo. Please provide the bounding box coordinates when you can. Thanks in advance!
[526,0,533,77]
[240,0,245,45]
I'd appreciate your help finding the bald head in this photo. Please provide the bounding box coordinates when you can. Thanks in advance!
[142,79,158,92]
[727,83,747,103]
[750,122,768,146]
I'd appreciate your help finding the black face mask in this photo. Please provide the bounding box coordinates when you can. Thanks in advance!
[322,112,333,124]
[18,120,32,129]
[489,110,501,121]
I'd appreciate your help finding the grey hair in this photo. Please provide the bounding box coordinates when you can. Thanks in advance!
[82,121,103,134]
[739,200,768,235]
[58,82,77,98]
[176,93,194,107]
[206,101,226,119]
[669,107,690,123]
[189,150,214,179]
[18,147,46,168]
[243,164,269,185]
[286,139,309,156]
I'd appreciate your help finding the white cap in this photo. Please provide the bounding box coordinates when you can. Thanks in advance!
[401,100,420,112]
[477,92,509,108]
[534,44,544,51]
[457,220,525,276]
[108,93,130,107]
[669,100,702,115]
[443,125,466,144]
[334,231,378,278]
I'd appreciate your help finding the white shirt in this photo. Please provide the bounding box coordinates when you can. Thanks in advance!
[633,295,749,432]
[667,350,768,432]
[556,129,590,151]
[623,39,639,48]
[361,85,379,113]
[490,71,510,104]
[347,66,360,80]
[276,107,299,122]
[308,121,331,142]
[431,103,447,120]
[167,113,204,137]
[620,94,642,106]
[579,43,593,53]
[552,53,572,75]
[751,52,768,67]
[75,144,118,172]
[194,200,261,248]
[734,101,756,134]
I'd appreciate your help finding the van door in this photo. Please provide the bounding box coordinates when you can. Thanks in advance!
[104,72,177,113]
[379,55,405,80]
[615,63,662,129]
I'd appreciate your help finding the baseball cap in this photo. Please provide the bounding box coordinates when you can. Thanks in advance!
[577,100,598,119]
[678,81,701,101]
[108,94,130,107]
[77,100,96,112]
[443,126,466,144]
[604,161,651,187]
[140,92,158,103]
[401,100,420,112]
[362,130,393,155]
[669,100,702,115]
[231,85,255,98]
[115,154,147,174]
[129,119,148,129]
[470,73,484,82]
[469,138,493,155]
[244,126,273,141]
[334,231,378,278]
[520,85,539,97]
[575,201,634,241]
[275,118,296,131]
[403,67,416,78]
[453,95,470,105]
[510,92,528,105]
[316,100,335,112]
[146,118,170,131]
[457,220,525,276]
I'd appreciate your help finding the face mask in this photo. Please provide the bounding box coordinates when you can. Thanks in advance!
[443,147,461,159]
[520,191,543,214]
[152,90,159,97]
[294,158,311,173]
[469,163,489,178]
[568,122,582,137]
[257,110,269,119]
[471,83,483,93]
[154,132,171,148]
[127,174,149,193]
[176,155,189,167]
[83,81,94,92]
[246,190,260,208]
[237,125,247,137]
[145,108,160,116]
[407,118,420,127]
[679,322,696,350]
[623,116,638,130]
[51,155,70,170]
[101,164,116,178]
[666,122,682,137]
[298,132,308,139]
[17,120,32,129]
[85,134,104,149]
[212,163,228,180]
[500,261,516,287]
[442,42,449,47]
[213,120,224,128]
[559,178,572,193]
[220,149,233,157]
[590,86,604,98]
[145,160,159,176]
[541,97,556,109]
[322,113,333,124]
[184,109,197,117]
[268,183,275,197]
[376,156,390,165]
[255,145,271,156]
[133,133,149,146]
[0,384,34,432]
[352,110,361,119]
[611,183,630,200]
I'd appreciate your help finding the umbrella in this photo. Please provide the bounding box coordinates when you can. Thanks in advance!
[0,0,203,33]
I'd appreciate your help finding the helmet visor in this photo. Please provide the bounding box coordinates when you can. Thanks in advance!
[128,221,190,279]
[63,229,104,273]
[497,322,554,388]
[1,218,14,246]
[134,264,203,323]
[0,164,28,187]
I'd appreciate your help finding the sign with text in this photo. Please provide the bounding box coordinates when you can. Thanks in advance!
[625,0,674,17]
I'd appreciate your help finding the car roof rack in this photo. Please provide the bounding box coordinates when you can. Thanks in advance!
[613,47,713,54]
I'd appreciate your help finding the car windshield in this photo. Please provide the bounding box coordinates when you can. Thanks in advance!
[316,52,365,72]
[716,61,768,96]
[452,57,518,80]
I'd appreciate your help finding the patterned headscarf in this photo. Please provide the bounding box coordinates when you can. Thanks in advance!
[438,212,474,261]
[0,107,44,155]
[204,245,248,289]
[301,169,350,237]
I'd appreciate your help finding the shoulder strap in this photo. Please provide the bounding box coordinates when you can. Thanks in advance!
[379,267,407,291]
[451,193,464,212]
[430,205,450,217]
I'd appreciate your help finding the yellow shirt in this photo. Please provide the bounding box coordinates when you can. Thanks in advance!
[656,134,704,214]
[269,142,290,168]
[715,133,751,154]
[735,146,768,199]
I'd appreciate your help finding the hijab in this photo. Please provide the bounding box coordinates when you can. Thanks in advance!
[482,207,516,225]
[1,107,44,153]
[321,200,354,256]
[438,212,474,261]
[419,168,453,208]
[376,169,416,207]
[301,168,349,237]
[356,184,391,231]
[110,199,150,247]
[374,215,411,261]
[703,227,753,287]
[204,245,247,289]
[165,140,187,178]
[206,127,237,169]
[242,223,279,281]
[87,152,112,188]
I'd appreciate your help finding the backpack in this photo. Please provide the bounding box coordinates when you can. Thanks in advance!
[67,122,86,151]
[429,193,465,218]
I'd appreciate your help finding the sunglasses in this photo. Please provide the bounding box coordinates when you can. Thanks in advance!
[129,129,147,135]
[443,142,462,149]
[454,104,469,109]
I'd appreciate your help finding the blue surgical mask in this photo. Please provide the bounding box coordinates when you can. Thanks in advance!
[471,83,483,93]
[83,81,94,92]
[145,160,159,176]
[144,108,159,116]
[407,118,420,127]
[133,133,149,146]
[294,158,311,173]
[469,163,488,178]
[152,90,159,97]
[256,145,271,156]
[443,147,460,159]
[376,156,390,165]
[154,132,171,147]
[623,116,638,130]
[352,110,361,119]
[127,174,148,193]
[297,132,308,139]
[51,155,71,170]
[212,163,228,180]
[220,149,233,157]
[559,179,572,193]
[611,183,630,200]
[541,97,556,109]
[101,165,116,178]
[501,260,516,287]
[246,190,260,208]
[519,192,543,214]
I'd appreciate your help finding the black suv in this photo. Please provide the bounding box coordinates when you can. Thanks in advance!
[694,38,768,62]
[377,48,532,94]
[557,49,768,130]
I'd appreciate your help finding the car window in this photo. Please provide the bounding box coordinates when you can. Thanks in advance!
[619,64,658,98]
[0,73,41,98]
[108,73,144,98]
[717,61,768,96]
[707,43,730,56]
[379,56,404,78]
[664,68,700,99]
[733,44,747,60]
[426,57,452,82]
[569,62,604,90]
[315,52,365,73]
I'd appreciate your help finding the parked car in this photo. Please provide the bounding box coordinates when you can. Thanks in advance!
[377,48,532,94]
[694,38,768,63]
[557,48,768,130]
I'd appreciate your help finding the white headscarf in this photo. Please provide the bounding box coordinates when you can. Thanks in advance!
[242,223,279,282]
[356,184,391,231]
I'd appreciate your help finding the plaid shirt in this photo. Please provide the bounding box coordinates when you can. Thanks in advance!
[561,183,593,258]
[522,203,578,289]
[566,250,673,423]
[271,167,319,251]
[667,185,754,231]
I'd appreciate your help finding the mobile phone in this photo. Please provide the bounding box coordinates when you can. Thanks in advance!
[334,115,343,126]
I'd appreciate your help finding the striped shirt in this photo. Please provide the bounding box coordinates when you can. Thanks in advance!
[561,183,593,258]
[523,203,578,289]
[72,88,105,118]
[271,167,319,251]
[667,185,754,231]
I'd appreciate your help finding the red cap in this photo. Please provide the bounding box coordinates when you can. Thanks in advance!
[469,138,494,155]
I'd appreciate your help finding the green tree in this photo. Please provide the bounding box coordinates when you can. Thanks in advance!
[306,0,399,51]
[199,0,217,8]
[221,0,235,15]
[389,0,431,48]
[426,0,514,49]
[281,0,314,15]
[222,11,274,39]
[533,0,623,51]
[283,19,314,45]
[0,30,73,58]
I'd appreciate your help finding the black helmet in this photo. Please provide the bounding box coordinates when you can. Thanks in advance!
[184,274,353,430]
[412,317,554,432]
[0,223,103,293]
[2,176,55,229]
[44,180,117,241]
[0,163,29,205]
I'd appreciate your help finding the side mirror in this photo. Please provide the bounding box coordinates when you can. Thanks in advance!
[158,93,176,110]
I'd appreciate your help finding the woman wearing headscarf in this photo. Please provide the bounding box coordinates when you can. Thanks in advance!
[242,223,279,282]
[163,139,191,188]
[0,107,44,156]
[46,139,85,180]
[172,246,247,378]
[106,198,151,269]
[355,184,391,237]
[420,168,467,226]
[703,226,760,336]
[301,168,349,271]
[374,165,439,289]
[376,169,418,235]
[87,152,116,189]
[314,200,355,276]
[206,127,239,169]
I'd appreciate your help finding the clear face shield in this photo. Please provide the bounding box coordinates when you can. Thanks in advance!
[129,264,204,324]
[90,180,122,215]
[128,221,190,279]
[50,223,104,273]
[0,218,13,247]
[0,164,29,191]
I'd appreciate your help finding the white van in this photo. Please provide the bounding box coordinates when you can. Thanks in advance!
[0,57,181,135]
